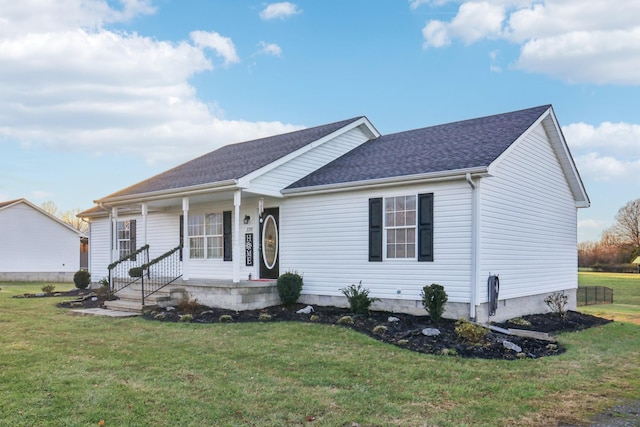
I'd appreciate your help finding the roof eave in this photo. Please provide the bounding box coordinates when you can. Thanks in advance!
[95,179,239,206]
[282,167,490,196]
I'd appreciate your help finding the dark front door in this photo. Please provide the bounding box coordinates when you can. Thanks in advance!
[259,208,279,279]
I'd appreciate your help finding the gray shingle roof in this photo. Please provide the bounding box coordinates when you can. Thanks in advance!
[99,116,365,201]
[287,105,551,189]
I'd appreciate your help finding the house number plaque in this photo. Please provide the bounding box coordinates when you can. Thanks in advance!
[245,233,253,266]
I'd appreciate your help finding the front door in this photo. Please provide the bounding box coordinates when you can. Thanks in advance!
[259,207,279,279]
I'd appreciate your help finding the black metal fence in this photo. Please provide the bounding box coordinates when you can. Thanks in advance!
[577,286,613,306]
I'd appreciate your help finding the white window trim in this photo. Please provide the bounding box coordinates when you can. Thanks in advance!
[383,195,417,260]
[188,212,224,260]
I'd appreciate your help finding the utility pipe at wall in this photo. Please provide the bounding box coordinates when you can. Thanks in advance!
[466,173,479,321]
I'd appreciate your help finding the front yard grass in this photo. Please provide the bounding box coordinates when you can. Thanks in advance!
[1,281,639,426]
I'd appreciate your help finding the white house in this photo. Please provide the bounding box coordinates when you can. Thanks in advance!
[78,105,589,322]
[0,199,85,282]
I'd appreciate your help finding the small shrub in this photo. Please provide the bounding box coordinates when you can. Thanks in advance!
[73,270,91,289]
[98,277,109,287]
[219,314,233,323]
[129,267,143,278]
[340,281,379,315]
[372,325,387,335]
[277,271,304,306]
[544,292,569,317]
[177,295,201,315]
[337,315,353,324]
[180,314,193,323]
[455,319,487,344]
[309,314,320,322]
[41,284,56,294]
[421,283,448,324]
[258,313,272,321]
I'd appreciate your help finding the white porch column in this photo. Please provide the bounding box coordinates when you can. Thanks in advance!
[233,190,241,283]
[182,197,190,281]
[141,203,148,248]
[111,207,118,263]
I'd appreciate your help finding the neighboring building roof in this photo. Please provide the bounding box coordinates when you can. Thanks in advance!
[97,116,365,202]
[287,105,551,189]
[0,198,85,237]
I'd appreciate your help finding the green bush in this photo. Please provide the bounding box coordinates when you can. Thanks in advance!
[340,281,379,315]
[129,267,143,278]
[73,270,91,289]
[277,271,303,306]
[421,283,448,323]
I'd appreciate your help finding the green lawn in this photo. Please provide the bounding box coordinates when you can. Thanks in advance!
[1,281,639,427]
[578,272,640,324]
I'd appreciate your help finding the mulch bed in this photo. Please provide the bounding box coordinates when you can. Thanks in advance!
[39,289,612,360]
[141,303,612,360]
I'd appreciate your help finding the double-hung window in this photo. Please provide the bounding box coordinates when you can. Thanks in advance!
[189,213,224,259]
[369,193,433,262]
[116,220,136,259]
[385,195,417,259]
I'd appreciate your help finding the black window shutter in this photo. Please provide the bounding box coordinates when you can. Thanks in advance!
[223,211,232,261]
[129,219,137,261]
[179,215,184,261]
[369,198,383,262]
[418,193,434,262]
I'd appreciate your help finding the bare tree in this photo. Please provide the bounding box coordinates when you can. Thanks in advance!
[40,200,59,216]
[41,201,88,234]
[61,209,89,234]
[609,198,640,248]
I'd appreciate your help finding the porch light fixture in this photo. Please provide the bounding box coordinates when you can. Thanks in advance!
[243,215,251,224]
[258,198,264,216]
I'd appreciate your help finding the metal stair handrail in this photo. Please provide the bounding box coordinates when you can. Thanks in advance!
[108,245,150,294]
[139,245,183,306]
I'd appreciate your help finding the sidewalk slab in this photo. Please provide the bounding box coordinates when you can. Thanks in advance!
[69,308,141,317]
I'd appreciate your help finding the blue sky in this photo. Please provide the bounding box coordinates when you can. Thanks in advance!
[1,0,639,242]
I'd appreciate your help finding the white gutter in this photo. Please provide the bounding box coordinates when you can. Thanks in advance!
[466,172,479,321]
[282,167,489,197]
[94,179,239,206]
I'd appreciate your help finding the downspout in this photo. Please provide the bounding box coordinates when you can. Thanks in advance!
[466,173,478,321]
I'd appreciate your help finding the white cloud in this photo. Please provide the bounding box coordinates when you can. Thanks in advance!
[190,31,240,65]
[564,121,640,182]
[0,1,304,166]
[258,41,283,57]
[421,0,640,85]
[423,2,505,47]
[259,2,302,20]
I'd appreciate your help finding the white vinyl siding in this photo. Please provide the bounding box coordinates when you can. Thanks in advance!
[88,218,111,280]
[0,202,80,274]
[478,123,578,301]
[280,181,473,303]
[248,127,371,193]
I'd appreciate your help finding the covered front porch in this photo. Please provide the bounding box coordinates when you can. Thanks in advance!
[100,188,283,312]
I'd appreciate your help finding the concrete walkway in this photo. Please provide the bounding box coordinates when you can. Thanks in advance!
[69,308,140,317]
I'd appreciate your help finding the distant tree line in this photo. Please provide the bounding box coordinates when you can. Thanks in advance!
[579,198,640,272]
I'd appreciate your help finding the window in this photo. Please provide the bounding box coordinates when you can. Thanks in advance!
[189,213,223,259]
[385,195,416,259]
[369,193,433,262]
[116,220,136,260]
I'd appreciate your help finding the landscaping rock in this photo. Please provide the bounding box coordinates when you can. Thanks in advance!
[296,305,314,314]
[422,328,441,337]
[503,340,522,353]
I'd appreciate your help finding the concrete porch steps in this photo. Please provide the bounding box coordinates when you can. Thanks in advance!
[104,284,186,313]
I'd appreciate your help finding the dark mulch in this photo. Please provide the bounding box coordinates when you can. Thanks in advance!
[41,289,612,360]
[139,303,612,360]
